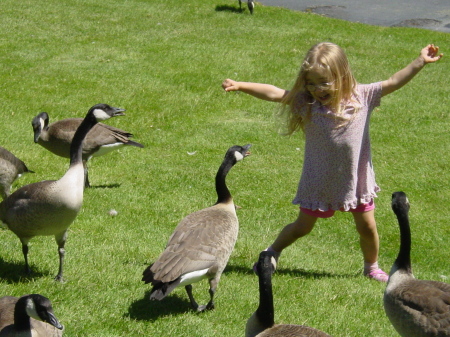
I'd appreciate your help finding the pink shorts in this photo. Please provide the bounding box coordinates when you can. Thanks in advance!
[300,199,375,219]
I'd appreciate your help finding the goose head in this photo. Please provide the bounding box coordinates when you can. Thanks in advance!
[226,144,251,164]
[256,250,277,275]
[22,294,63,330]
[89,103,126,121]
[31,112,49,143]
[391,191,410,217]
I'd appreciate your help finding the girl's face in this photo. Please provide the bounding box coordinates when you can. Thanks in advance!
[305,69,335,106]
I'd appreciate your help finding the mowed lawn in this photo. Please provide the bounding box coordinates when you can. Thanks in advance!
[0,0,449,336]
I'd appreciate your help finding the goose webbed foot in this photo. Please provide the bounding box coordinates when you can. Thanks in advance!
[54,274,65,282]
[206,300,215,310]
[194,302,214,312]
[24,265,32,275]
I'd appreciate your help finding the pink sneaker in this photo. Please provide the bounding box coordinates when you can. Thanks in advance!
[365,268,389,282]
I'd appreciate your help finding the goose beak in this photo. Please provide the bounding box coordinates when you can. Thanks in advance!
[46,312,64,330]
[33,130,40,143]
[243,144,252,157]
[112,107,126,117]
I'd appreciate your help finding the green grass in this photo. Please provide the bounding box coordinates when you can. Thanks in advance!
[0,0,449,336]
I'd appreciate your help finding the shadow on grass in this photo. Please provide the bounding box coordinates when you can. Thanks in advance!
[225,262,358,279]
[215,4,244,13]
[274,267,358,279]
[127,290,193,321]
[224,263,255,275]
[89,183,121,189]
[0,257,46,283]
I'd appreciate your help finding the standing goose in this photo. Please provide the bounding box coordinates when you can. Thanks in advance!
[0,147,34,200]
[238,0,254,14]
[0,294,63,336]
[246,251,332,337]
[32,111,143,187]
[384,191,450,336]
[1,104,125,281]
[142,144,251,312]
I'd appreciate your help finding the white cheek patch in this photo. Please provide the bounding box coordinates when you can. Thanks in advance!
[92,109,110,121]
[234,151,244,162]
[25,298,40,321]
[39,118,45,130]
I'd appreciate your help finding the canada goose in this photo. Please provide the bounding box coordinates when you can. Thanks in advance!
[238,0,254,14]
[246,251,332,337]
[384,191,450,336]
[0,294,63,337]
[142,144,251,312]
[32,111,143,187]
[0,147,34,200]
[1,104,125,281]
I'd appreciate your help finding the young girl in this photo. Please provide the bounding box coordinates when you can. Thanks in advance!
[222,42,442,282]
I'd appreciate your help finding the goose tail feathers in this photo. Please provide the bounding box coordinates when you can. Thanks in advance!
[142,264,181,300]
[126,140,144,148]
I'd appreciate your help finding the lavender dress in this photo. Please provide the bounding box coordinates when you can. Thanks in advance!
[292,82,382,211]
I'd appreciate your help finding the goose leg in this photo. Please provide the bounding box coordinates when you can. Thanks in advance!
[205,278,217,310]
[54,231,67,282]
[83,160,90,188]
[205,288,215,310]
[20,241,32,274]
[185,280,217,312]
[185,284,203,311]
[238,0,242,11]
[185,284,212,312]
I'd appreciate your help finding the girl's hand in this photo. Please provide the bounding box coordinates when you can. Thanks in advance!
[421,44,443,64]
[222,79,239,92]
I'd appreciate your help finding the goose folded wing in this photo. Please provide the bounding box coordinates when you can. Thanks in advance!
[151,208,238,283]
[400,280,450,323]
[49,119,80,141]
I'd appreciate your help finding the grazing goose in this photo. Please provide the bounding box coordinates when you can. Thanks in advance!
[0,294,63,337]
[1,104,125,281]
[142,144,251,312]
[0,147,34,200]
[32,111,143,187]
[384,191,450,336]
[238,0,254,14]
[246,251,332,337]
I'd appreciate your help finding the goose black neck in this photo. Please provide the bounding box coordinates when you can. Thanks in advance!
[70,113,98,165]
[256,261,275,330]
[14,297,32,331]
[394,211,412,273]
[215,159,234,204]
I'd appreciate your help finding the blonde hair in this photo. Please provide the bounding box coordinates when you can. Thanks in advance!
[279,42,360,135]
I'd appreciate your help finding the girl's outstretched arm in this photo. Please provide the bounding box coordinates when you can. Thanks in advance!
[381,44,443,97]
[222,79,287,102]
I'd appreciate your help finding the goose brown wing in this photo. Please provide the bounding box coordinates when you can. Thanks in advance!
[48,119,81,142]
[0,296,17,331]
[150,206,238,283]
[0,147,30,174]
[395,279,450,332]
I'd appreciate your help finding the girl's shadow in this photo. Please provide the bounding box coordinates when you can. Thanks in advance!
[225,263,357,279]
